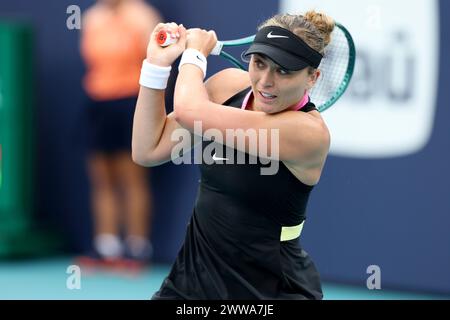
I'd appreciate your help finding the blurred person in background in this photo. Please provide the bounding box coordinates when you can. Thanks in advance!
[79,0,162,267]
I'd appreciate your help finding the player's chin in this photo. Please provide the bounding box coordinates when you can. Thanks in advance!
[256,100,278,114]
[261,105,283,115]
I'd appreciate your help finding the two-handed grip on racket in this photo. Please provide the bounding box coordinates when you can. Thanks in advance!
[157,30,224,56]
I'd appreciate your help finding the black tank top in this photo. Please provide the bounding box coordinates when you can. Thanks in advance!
[153,88,323,300]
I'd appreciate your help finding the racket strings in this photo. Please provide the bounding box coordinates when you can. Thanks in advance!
[310,26,353,111]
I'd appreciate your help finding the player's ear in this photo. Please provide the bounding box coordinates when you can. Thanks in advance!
[306,69,320,90]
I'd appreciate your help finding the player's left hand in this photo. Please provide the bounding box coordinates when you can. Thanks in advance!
[186,28,217,57]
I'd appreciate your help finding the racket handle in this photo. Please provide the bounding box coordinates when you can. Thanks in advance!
[157,30,224,55]
[210,42,223,56]
[157,31,177,47]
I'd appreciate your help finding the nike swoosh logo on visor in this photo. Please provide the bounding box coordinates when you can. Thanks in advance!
[267,31,289,39]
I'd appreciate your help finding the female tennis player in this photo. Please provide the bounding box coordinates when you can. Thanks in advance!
[133,11,333,299]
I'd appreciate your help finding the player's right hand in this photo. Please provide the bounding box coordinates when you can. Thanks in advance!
[146,22,186,67]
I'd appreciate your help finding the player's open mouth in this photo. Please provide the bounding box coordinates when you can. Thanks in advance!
[259,91,277,100]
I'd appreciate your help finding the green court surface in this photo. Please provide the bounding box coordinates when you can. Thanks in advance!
[0,257,448,300]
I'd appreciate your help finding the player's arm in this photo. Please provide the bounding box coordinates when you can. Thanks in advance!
[132,68,248,167]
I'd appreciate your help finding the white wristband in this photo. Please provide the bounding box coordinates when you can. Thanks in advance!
[139,60,172,90]
[178,48,207,79]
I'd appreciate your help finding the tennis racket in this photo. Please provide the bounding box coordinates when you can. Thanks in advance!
[158,23,355,112]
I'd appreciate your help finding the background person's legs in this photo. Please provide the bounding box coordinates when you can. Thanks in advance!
[113,151,153,261]
[87,153,123,259]
[83,97,152,263]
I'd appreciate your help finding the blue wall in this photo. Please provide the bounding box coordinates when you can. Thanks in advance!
[0,0,448,294]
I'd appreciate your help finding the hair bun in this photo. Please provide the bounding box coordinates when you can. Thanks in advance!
[304,10,335,46]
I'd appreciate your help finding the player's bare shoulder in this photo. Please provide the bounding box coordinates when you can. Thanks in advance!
[205,68,250,104]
